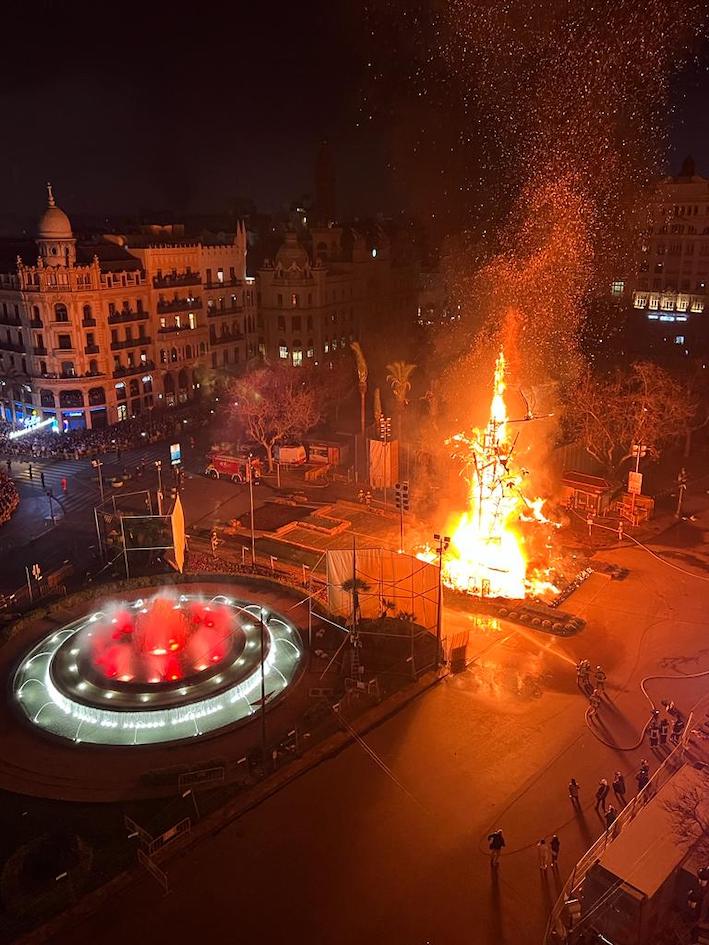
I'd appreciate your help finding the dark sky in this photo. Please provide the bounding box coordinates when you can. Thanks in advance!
[0,1,706,226]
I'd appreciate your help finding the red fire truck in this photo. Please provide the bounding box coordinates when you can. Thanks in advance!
[204,451,262,483]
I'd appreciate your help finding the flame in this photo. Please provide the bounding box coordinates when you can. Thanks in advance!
[420,350,558,599]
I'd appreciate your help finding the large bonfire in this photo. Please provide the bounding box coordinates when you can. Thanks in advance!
[420,350,558,600]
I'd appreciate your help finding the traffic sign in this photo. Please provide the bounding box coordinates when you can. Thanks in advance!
[170,443,181,466]
[628,471,643,495]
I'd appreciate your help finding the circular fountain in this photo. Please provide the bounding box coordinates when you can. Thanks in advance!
[13,591,304,746]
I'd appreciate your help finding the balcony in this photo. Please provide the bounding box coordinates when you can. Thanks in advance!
[107,309,149,325]
[0,340,26,353]
[157,297,202,314]
[0,315,21,328]
[110,337,151,350]
[157,324,197,335]
[205,278,240,289]
[113,360,155,379]
[153,272,202,289]
[207,304,243,318]
[82,316,97,328]
[29,318,43,329]
[84,344,100,354]
[33,346,48,356]
[210,332,245,346]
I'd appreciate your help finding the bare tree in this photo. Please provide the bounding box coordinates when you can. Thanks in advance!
[662,780,709,862]
[564,361,694,475]
[229,365,321,472]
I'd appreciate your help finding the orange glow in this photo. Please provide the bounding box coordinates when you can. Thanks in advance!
[420,350,557,599]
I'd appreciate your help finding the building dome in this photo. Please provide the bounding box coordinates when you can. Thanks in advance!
[37,183,72,239]
[276,230,308,268]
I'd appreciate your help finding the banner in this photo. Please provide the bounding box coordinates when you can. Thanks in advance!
[171,493,186,573]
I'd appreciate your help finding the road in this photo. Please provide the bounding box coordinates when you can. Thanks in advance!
[45,533,709,945]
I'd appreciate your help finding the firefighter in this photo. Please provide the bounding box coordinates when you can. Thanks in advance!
[594,665,606,693]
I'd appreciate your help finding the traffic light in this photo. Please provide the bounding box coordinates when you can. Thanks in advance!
[395,481,410,512]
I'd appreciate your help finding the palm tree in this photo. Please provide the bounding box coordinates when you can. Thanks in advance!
[350,341,368,437]
[373,387,383,426]
[386,361,417,442]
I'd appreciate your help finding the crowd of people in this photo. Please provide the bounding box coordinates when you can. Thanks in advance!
[0,410,210,461]
[0,471,19,525]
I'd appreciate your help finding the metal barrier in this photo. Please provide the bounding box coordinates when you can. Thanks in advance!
[147,817,192,857]
[137,848,169,894]
[178,766,225,792]
[544,717,693,943]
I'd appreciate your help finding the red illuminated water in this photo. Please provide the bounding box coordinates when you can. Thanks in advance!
[90,596,235,684]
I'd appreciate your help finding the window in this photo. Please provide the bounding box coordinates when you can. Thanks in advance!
[292,348,303,367]
[675,335,685,344]
[660,297,674,311]
[58,333,72,349]
[307,315,313,330]
[60,360,75,376]
[291,293,298,307]
[610,281,624,296]
[89,359,98,374]
[307,341,314,358]
[217,268,224,283]
[175,315,181,329]
[160,317,167,328]
[40,360,47,375]
[279,342,288,359]
[676,297,689,312]
[277,315,286,332]
[117,404,128,422]
[108,302,116,316]
[136,298,144,313]
[188,312,196,329]
[292,316,301,331]
[277,293,283,307]
[54,303,69,322]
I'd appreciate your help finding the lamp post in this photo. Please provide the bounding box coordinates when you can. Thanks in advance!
[155,460,163,515]
[91,458,105,505]
[434,532,450,668]
[248,453,256,566]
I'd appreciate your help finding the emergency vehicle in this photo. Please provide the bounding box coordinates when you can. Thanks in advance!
[204,452,262,482]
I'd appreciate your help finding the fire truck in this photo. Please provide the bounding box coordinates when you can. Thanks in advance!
[204,451,262,483]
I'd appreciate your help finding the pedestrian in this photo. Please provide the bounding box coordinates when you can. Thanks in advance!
[568,777,580,806]
[357,489,364,504]
[40,471,45,489]
[576,660,586,687]
[537,838,550,870]
[671,717,684,744]
[636,767,649,792]
[612,771,627,806]
[594,665,606,693]
[28,462,33,480]
[365,490,372,509]
[688,888,701,922]
[5,459,10,473]
[659,717,669,745]
[589,689,601,716]
[649,722,659,748]
[550,834,560,867]
[605,806,617,829]
[697,865,709,894]
[488,829,505,867]
[61,477,67,495]
[594,778,609,813]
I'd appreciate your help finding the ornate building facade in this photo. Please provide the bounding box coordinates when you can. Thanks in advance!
[0,187,255,430]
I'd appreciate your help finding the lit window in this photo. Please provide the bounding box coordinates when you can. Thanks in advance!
[675,335,685,344]
[292,349,303,367]
[160,317,166,328]
[279,344,288,359]
[611,280,624,295]
[188,312,196,329]
[648,296,660,310]
[634,295,647,309]
[291,293,298,307]
[676,297,689,312]
[217,268,224,283]
[175,315,181,328]
[661,297,674,311]
[691,300,704,313]
[324,340,329,353]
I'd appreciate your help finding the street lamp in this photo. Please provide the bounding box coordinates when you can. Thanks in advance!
[433,532,450,668]
[247,453,256,566]
[91,459,105,505]
[155,460,163,515]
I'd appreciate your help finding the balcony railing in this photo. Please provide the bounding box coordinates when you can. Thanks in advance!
[110,337,151,350]
[210,332,245,346]
[153,272,202,289]
[0,315,21,328]
[113,360,155,379]
[84,344,100,354]
[82,316,97,328]
[1,341,26,353]
[204,278,241,289]
[157,324,197,335]
[206,304,243,318]
[157,297,202,314]
[29,318,43,329]
[33,346,48,356]
[107,310,149,325]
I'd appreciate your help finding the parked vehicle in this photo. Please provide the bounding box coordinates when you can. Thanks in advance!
[204,452,262,483]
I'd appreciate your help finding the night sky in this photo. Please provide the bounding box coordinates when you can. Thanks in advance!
[0,1,706,227]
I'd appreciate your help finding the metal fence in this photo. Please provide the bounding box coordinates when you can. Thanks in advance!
[544,716,694,943]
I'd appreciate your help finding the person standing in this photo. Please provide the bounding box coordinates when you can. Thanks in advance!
[612,772,627,806]
[40,470,45,489]
[568,778,580,807]
[594,665,606,693]
[550,835,561,867]
[537,838,550,871]
[28,462,33,480]
[5,459,10,474]
[637,766,649,793]
[589,689,601,716]
[649,721,659,748]
[659,717,669,746]
[488,829,505,867]
[595,778,609,813]
[606,806,617,829]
